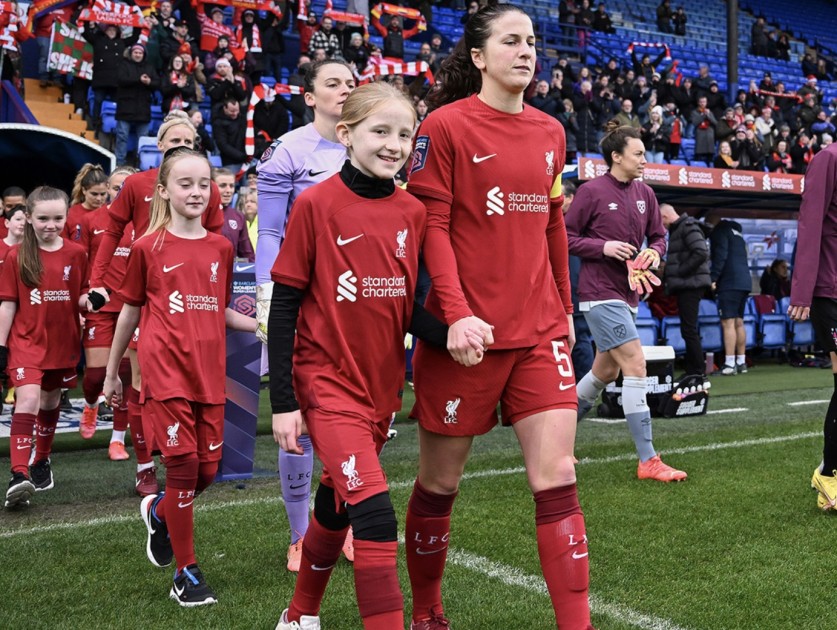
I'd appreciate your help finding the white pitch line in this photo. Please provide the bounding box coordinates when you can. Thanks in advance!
[707,407,749,415]
[787,400,829,407]
[0,431,821,540]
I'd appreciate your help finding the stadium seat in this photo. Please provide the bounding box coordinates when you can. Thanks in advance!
[743,298,758,350]
[100,101,117,135]
[149,105,164,136]
[138,136,162,170]
[779,297,817,347]
[698,299,723,352]
[209,155,223,168]
[636,301,659,346]
[661,316,686,355]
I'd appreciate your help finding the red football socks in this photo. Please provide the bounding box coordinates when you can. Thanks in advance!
[126,387,151,464]
[535,484,593,630]
[157,454,199,570]
[34,407,60,462]
[405,480,457,620]
[9,412,37,474]
[353,539,403,630]
[288,515,347,622]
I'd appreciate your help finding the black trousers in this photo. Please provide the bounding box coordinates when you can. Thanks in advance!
[675,288,705,376]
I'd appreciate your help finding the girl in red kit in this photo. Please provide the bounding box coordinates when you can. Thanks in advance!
[404,5,594,629]
[1,187,88,509]
[103,147,256,607]
[77,166,138,457]
[270,82,489,630]
[0,204,26,260]
[66,163,108,242]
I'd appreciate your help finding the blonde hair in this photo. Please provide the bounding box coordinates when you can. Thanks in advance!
[338,82,416,131]
[20,186,69,288]
[70,163,108,204]
[156,110,197,146]
[146,148,212,248]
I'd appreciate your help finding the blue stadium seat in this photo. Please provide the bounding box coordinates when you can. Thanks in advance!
[101,101,117,135]
[636,301,659,347]
[698,299,723,352]
[209,155,223,168]
[661,316,686,355]
[743,297,758,350]
[149,105,164,136]
[138,136,162,170]
[779,297,817,347]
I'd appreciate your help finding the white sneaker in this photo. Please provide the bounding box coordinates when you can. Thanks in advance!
[276,608,321,630]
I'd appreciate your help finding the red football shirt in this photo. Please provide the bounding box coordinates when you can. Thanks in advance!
[90,168,225,290]
[119,230,234,404]
[0,241,88,369]
[271,175,426,419]
[407,94,571,348]
[80,206,135,313]
[66,203,93,241]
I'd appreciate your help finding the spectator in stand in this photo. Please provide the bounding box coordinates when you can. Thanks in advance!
[343,32,370,74]
[656,0,673,33]
[801,52,818,78]
[691,95,717,165]
[601,57,621,82]
[710,218,751,375]
[84,22,137,133]
[592,2,615,33]
[766,139,793,173]
[714,139,739,169]
[631,47,667,83]
[262,12,286,80]
[34,6,73,87]
[716,107,737,144]
[188,107,216,155]
[236,10,265,83]
[159,19,199,70]
[751,16,768,57]
[777,123,793,148]
[573,80,600,155]
[798,75,822,104]
[212,98,247,169]
[731,126,764,171]
[297,11,318,57]
[416,41,439,74]
[115,44,160,166]
[308,15,341,59]
[755,106,777,154]
[254,85,291,158]
[214,168,255,262]
[660,204,711,379]
[706,81,727,120]
[642,105,669,163]
[161,54,197,114]
[760,259,791,301]
[559,99,579,163]
[672,6,687,35]
[615,98,641,129]
[812,110,836,143]
[415,98,429,124]
[817,58,833,82]
[576,0,594,45]
[798,93,822,133]
[429,32,449,68]
[287,55,313,130]
[631,75,653,111]
[550,67,573,101]
[371,14,421,60]
[204,34,232,75]
[530,80,562,117]
[207,57,246,114]
[775,32,790,62]
[461,0,480,25]
[821,134,834,151]
[662,101,685,162]
[675,77,696,136]
[790,131,816,174]
[693,64,714,98]
[197,6,236,60]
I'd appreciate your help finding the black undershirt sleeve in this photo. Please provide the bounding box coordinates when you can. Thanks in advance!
[409,301,448,348]
[268,282,304,414]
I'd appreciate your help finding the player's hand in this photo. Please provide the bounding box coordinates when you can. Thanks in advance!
[87,287,109,312]
[103,373,122,407]
[566,313,576,350]
[788,304,810,321]
[448,316,493,367]
[273,410,304,454]
[634,248,661,270]
[256,281,273,345]
[627,259,662,295]
[603,240,637,261]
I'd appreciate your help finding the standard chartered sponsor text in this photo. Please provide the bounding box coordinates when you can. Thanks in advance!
[362,275,407,298]
[43,290,71,302]
[186,294,220,311]
[507,192,549,213]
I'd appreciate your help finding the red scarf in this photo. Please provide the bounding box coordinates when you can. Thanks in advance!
[236,22,261,53]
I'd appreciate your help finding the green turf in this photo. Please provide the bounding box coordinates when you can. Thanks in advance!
[0,365,834,629]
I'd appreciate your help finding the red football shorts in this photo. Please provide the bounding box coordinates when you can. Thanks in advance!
[144,397,225,462]
[411,336,577,436]
[8,366,77,390]
[83,310,118,349]
[305,408,391,509]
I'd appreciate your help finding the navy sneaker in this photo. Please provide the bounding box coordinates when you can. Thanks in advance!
[140,494,173,568]
[5,472,35,509]
[170,564,217,607]
[29,458,54,491]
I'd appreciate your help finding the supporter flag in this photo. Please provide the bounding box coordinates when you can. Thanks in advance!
[0,1,32,52]
[47,20,93,79]
[195,0,282,18]
[78,0,146,27]
[359,57,433,85]
[370,2,426,31]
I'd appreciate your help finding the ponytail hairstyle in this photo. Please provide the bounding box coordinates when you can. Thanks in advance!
[19,186,69,288]
[146,146,211,248]
[426,3,529,110]
[599,119,643,168]
[156,110,197,150]
[70,163,108,205]
[303,58,353,94]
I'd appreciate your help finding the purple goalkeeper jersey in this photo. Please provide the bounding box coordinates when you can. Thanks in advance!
[255,123,347,284]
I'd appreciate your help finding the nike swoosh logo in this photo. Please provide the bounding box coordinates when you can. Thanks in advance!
[289,483,307,490]
[144,196,153,202]
[178,501,194,509]
[163,263,184,273]
[174,583,185,597]
[308,169,327,177]
[208,442,223,451]
[16,444,30,450]
[572,551,588,559]
[558,382,574,391]
[38,432,52,437]
[237,264,255,271]
[472,153,496,163]
[94,229,106,235]
[336,234,363,246]
[311,564,335,571]
[62,376,76,383]
[415,547,447,555]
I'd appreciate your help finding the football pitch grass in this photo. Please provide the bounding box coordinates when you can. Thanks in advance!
[0,363,834,629]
